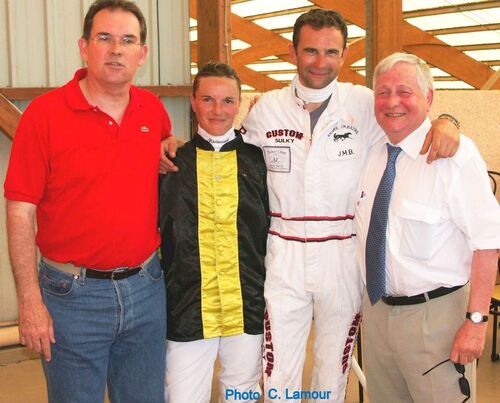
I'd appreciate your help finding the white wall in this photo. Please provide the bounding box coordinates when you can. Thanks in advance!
[431,90,500,174]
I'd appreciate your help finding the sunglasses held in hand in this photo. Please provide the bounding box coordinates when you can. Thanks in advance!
[422,358,470,402]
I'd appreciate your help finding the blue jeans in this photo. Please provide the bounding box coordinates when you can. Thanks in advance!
[39,254,166,403]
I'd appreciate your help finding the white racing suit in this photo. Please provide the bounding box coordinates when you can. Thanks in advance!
[240,78,382,402]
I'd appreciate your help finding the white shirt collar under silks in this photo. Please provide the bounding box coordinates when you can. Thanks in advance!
[386,118,431,160]
[291,75,338,105]
[197,125,236,152]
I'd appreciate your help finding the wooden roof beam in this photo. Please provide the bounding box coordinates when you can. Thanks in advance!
[427,23,500,36]
[191,0,290,91]
[402,23,500,89]
[237,66,286,92]
[368,0,403,68]
[196,0,231,67]
[244,6,315,21]
[481,69,500,90]
[230,13,295,68]
[191,0,372,89]
[232,43,291,69]
[310,0,365,27]
[338,68,366,86]
[345,37,365,65]
[312,0,499,89]
[456,43,500,51]
[404,1,500,18]
[0,92,22,140]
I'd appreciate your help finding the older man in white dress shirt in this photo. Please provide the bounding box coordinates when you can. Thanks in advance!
[355,52,500,403]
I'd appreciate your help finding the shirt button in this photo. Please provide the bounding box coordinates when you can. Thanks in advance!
[109,121,113,125]
[216,199,222,206]
[215,175,221,181]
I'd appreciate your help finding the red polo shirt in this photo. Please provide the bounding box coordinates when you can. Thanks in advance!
[4,69,171,269]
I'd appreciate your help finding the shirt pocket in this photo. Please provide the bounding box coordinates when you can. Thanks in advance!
[394,198,441,260]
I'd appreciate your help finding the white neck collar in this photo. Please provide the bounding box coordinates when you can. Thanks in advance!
[197,125,236,152]
[292,75,337,104]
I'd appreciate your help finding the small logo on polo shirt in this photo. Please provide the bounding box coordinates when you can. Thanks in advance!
[141,126,149,133]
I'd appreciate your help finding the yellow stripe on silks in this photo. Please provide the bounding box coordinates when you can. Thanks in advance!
[197,149,244,338]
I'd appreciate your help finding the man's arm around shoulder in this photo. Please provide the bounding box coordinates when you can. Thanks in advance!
[160,135,185,174]
[6,200,55,361]
[421,117,460,163]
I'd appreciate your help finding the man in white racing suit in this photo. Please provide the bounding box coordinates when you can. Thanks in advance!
[239,9,459,403]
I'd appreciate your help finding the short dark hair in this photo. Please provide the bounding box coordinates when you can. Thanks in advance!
[293,9,348,50]
[192,62,241,96]
[82,0,147,45]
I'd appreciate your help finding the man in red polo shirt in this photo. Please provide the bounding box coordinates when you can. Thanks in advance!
[4,1,170,402]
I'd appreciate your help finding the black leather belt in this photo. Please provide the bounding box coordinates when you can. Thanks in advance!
[42,254,155,280]
[381,284,464,306]
[85,267,142,280]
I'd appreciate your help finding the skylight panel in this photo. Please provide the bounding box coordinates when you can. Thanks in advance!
[430,67,451,76]
[250,24,364,41]
[403,0,485,12]
[254,13,304,30]
[247,62,297,72]
[348,25,366,38]
[232,0,313,18]
[433,81,474,89]
[437,31,500,46]
[465,49,500,61]
[351,58,366,67]
[241,84,256,91]
[407,8,500,29]
[465,8,500,25]
[268,73,296,81]
[407,13,479,30]
[232,39,252,51]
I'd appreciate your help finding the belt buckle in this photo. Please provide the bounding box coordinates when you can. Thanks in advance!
[110,268,127,280]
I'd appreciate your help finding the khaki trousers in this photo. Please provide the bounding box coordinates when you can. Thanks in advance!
[362,285,473,403]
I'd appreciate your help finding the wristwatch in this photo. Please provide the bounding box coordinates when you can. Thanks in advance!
[466,311,488,324]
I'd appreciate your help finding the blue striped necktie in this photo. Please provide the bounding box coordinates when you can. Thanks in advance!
[366,144,402,305]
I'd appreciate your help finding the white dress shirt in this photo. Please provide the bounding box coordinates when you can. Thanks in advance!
[355,118,500,297]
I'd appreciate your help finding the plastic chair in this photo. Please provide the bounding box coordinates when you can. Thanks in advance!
[488,170,499,195]
[487,171,500,361]
[490,282,500,362]
[488,171,500,271]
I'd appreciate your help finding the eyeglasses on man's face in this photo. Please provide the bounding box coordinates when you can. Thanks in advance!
[422,358,470,403]
[91,33,141,48]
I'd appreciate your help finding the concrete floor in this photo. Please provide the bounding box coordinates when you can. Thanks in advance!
[0,320,498,403]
